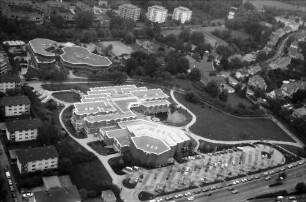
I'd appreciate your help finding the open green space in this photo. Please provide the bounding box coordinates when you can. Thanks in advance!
[227,94,253,109]
[174,92,295,142]
[52,92,81,103]
[70,159,112,190]
[249,0,306,12]
[87,141,109,156]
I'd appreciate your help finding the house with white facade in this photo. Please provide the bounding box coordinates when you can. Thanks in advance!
[16,146,58,174]
[0,95,31,117]
[5,118,41,142]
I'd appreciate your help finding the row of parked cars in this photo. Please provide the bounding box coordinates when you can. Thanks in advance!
[4,170,17,201]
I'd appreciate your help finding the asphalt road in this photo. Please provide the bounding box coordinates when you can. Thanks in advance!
[0,136,22,202]
[154,162,306,202]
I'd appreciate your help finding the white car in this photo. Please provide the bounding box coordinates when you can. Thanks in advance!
[8,179,12,185]
[5,171,10,179]
[187,196,195,201]
[232,190,239,194]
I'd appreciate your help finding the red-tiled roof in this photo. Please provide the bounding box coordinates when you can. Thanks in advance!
[16,146,58,164]
[0,96,31,106]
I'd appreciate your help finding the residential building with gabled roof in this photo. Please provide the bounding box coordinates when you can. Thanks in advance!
[248,75,267,91]
[0,95,31,117]
[269,56,291,70]
[267,81,306,99]
[292,106,306,118]
[5,118,41,142]
[0,74,20,93]
[247,64,262,76]
[16,146,58,174]
[101,190,116,202]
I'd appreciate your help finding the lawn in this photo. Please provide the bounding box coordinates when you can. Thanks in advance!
[250,0,306,12]
[231,30,253,40]
[227,94,253,109]
[87,141,108,156]
[70,159,112,190]
[174,92,295,142]
[52,92,81,103]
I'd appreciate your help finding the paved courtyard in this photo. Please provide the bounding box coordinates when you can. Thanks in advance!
[127,144,285,195]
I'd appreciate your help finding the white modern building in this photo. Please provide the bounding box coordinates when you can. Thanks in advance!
[146,5,168,23]
[118,4,141,21]
[16,146,58,174]
[5,118,41,142]
[0,96,31,117]
[172,6,192,23]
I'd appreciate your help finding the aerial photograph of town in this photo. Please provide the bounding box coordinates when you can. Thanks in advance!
[0,0,306,201]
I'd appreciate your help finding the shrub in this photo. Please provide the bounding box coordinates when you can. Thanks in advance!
[79,188,88,200]
[87,190,97,198]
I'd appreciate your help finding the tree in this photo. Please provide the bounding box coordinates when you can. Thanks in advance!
[194,43,213,57]
[59,158,73,173]
[219,89,228,102]
[104,44,113,55]
[219,57,229,70]
[50,14,65,28]
[124,32,135,44]
[292,89,306,104]
[190,31,204,45]
[79,188,88,200]
[205,81,219,98]
[165,34,177,47]
[76,11,94,29]
[296,182,306,194]
[179,29,190,42]
[185,90,198,103]
[216,45,233,58]
[188,68,201,81]
[256,50,267,63]
[229,57,243,70]
[125,58,138,75]
[37,124,60,146]
[166,51,189,74]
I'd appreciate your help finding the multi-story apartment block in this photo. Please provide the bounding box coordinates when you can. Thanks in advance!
[1,5,44,24]
[0,75,20,93]
[118,4,141,21]
[16,146,58,174]
[5,118,41,142]
[0,96,31,117]
[0,51,9,74]
[146,5,168,23]
[172,7,192,24]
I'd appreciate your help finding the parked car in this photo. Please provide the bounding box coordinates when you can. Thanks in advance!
[232,190,239,194]
[5,171,10,179]
[8,179,12,185]
[265,176,271,181]
[187,196,195,201]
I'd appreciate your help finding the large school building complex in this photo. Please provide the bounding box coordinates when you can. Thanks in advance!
[71,85,191,167]
[28,38,112,70]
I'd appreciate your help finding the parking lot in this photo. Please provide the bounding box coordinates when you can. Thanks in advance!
[126,144,286,196]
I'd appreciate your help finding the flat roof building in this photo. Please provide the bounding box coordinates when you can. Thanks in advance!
[118,4,141,21]
[101,190,116,202]
[71,85,170,135]
[28,38,112,70]
[172,7,192,24]
[147,5,168,23]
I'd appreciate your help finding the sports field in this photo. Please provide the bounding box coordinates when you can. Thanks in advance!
[100,41,134,56]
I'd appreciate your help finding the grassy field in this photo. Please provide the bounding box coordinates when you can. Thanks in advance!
[249,0,306,12]
[52,92,81,103]
[174,92,295,142]
[231,30,253,40]
[227,94,253,109]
